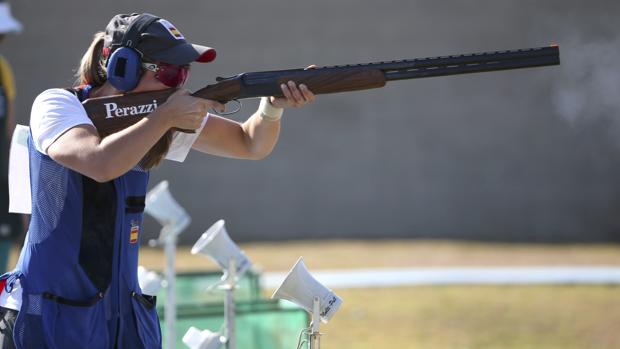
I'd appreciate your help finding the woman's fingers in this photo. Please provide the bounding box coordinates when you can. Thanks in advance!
[272,80,316,108]
[287,81,305,106]
[205,100,226,113]
[280,83,293,100]
[299,84,315,103]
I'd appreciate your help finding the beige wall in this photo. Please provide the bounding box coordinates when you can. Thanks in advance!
[4,0,620,243]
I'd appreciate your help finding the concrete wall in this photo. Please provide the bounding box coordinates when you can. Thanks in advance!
[4,0,620,243]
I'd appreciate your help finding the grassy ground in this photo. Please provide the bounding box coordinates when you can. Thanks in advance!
[136,240,620,349]
[138,239,620,272]
[322,285,620,349]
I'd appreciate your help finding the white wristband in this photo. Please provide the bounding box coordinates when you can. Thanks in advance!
[258,97,284,121]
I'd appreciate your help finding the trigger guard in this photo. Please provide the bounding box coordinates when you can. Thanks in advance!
[211,99,242,116]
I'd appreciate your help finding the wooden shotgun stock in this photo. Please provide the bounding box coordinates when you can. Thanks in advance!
[82,45,559,137]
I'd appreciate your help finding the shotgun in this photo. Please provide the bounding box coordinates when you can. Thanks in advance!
[82,45,560,137]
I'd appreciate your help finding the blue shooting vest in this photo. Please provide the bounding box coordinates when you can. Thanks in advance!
[1,87,161,348]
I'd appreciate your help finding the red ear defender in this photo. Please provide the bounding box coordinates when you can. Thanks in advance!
[102,47,111,58]
[196,48,216,63]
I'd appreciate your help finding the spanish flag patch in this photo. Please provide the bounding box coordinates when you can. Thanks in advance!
[130,221,140,244]
[169,26,182,38]
[159,19,185,40]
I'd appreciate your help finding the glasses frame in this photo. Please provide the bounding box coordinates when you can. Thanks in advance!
[141,61,191,88]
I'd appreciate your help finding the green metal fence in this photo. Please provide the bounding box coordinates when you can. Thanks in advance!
[156,271,309,349]
[156,270,262,308]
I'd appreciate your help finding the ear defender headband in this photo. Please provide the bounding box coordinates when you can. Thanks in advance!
[106,14,160,92]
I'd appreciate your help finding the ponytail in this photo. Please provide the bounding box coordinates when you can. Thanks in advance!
[140,133,174,170]
[74,32,107,87]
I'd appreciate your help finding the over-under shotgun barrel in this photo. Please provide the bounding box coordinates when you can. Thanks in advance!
[83,45,560,137]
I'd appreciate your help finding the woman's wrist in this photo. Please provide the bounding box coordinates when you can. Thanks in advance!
[258,97,284,122]
[146,106,175,130]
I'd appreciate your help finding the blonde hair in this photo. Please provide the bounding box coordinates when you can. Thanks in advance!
[74,31,107,87]
[141,133,173,170]
[74,31,173,170]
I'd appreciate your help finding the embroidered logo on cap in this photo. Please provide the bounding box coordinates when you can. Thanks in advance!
[130,220,140,244]
[159,19,185,40]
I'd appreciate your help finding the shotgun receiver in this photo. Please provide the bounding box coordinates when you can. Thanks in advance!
[83,45,560,136]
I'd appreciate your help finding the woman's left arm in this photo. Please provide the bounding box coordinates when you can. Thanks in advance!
[192,81,314,159]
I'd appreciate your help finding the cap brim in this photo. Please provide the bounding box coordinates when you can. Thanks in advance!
[193,44,217,63]
[148,43,216,65]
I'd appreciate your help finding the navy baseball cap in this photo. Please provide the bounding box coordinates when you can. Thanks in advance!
[103,13,216,65]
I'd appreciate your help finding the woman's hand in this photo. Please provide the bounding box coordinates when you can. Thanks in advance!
[156,89,225,130]
[270,80,316,109]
